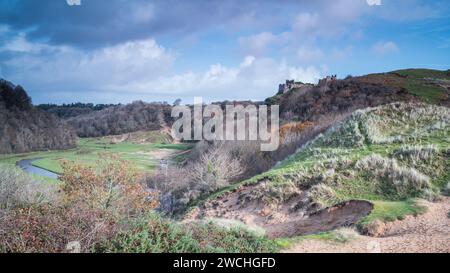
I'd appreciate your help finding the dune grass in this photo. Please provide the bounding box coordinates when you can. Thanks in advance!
[193,103,449,236]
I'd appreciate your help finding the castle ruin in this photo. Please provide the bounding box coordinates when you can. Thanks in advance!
[277,75,337,95]
[278,80,313,94]
[318,75,337,86]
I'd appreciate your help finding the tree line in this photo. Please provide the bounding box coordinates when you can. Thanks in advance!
[0,80,77,154]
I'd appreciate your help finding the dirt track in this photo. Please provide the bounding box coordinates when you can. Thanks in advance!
[283,197,450,253]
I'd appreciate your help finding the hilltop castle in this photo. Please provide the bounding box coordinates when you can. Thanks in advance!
[318,75,337,86]
[277,75,337,94]
[278,80,313,94]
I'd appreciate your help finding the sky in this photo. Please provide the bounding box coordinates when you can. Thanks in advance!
[0,0,449,104]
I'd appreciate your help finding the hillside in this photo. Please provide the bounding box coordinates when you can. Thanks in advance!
[267,69,449,124]
[66,101,173,137]
[0,80,77,154]
[190,102,450,239]
[358,69,450,104]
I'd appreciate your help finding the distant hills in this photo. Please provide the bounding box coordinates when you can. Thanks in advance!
[0,80,77,154]
[1,68,448,154]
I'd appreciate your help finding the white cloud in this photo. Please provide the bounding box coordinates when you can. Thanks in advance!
[297,46,324,63]
[2,34,324,102]
[105,56,325,101]
[2,37,175,91]
[0,33,52,53]
[292,13,319,34]
[238,32,276,56]
[240,55,256,67]
[371,41,399,56]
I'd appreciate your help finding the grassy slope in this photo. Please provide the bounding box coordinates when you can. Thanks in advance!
[360,68,450,103]
[196,103,450,233]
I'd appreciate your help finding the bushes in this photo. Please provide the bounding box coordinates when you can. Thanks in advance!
[59,155,158,216]
[392,145,438,162]
[309,184,340,209]
[148,143,244,213]
[0,166,55,210]
[96,214,276,253]
[0,157,159,253]
[0,158,274,253]
[0,204,117,253]
[355,154,437,200]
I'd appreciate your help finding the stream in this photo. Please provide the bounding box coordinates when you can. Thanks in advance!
[17,158,59,179]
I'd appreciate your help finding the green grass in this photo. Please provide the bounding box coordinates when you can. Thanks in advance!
[403,80,447,103]
[392,69,450,80]
[391,69,450,103]
[358,200,427,228]
[362,69,450,103]
[275,230,356,249]
[0,137,192,176]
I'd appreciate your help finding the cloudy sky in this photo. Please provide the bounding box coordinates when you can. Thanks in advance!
[0,0,449,104]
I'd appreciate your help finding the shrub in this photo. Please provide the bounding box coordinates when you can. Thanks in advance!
[185,143,244,192]
[0,204,116,253]
[361,219,386,237]
[0,157,159,253]
[355,154,434,199]
[60,155,158,217]
[240,180,300,206]
[445,182,450,196]
[309,184,340,209]
[149,143,244,213]
[392,144,438,162]
[0,166,55,210]
[95,214,276,253]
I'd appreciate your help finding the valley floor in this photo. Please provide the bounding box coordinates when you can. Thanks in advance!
[0,134,192,180]
[283,197,450,253]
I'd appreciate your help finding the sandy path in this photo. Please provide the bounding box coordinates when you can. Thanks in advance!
[283,197,450,253]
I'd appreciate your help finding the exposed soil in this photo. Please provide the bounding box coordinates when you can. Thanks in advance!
[189,184,373,238]
[265,200,373,238]
[283,197,450,253]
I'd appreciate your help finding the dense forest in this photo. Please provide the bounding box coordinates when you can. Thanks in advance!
[66,101,173,137]
[0,79,77,154]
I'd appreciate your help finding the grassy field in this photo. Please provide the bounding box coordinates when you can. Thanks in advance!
[0,137,192,177]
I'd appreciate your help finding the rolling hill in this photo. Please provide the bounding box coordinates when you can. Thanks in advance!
[190,102,450,239]
[0,80,77,154]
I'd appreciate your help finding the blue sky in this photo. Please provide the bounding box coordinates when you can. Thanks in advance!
[0,0,449,104]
